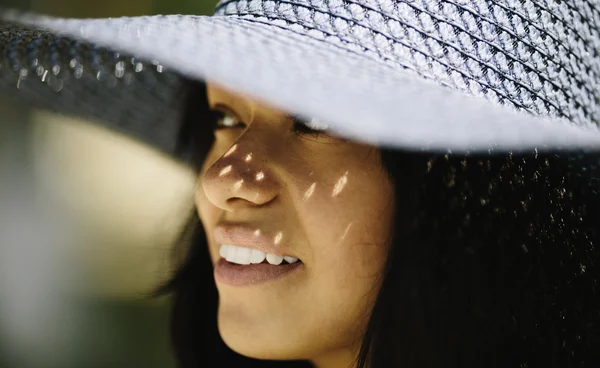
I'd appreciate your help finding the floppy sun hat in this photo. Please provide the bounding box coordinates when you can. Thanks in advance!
[2,0,600,160]
[2,3,600,363]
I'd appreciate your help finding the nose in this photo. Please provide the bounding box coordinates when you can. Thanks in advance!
[201,142,279,211]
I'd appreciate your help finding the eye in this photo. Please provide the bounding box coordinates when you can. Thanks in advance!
[208,108,330,138]
[209,108,244,130]
[291,116,330,137]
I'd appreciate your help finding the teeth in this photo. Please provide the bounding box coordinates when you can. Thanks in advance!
[283,256,299,264]
[225,245,237,263]
[266,253,284,265]
[220,245,298,266]
[235,247,252,265]
[219,245,230,258]
[250,249,266,264]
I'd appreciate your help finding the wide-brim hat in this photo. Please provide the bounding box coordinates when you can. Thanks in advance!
[2,4,600,364]
[2,1,600,162]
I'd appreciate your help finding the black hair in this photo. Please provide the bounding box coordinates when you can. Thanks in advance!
[157,80,600,368]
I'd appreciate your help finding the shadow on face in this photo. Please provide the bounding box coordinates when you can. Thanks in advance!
[193,82,395,366]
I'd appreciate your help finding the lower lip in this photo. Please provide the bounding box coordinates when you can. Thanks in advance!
[214,258,302,286]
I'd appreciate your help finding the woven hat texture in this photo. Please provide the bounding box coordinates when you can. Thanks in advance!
[1,4,600,364]
[2,0,600,159]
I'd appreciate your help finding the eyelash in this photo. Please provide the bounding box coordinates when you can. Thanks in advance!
[209,109,327,137]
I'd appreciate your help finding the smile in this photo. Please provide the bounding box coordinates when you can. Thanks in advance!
[215,244,303,286]
[219,244,300,265]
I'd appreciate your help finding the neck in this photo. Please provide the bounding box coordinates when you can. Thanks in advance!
[310,347,358,368]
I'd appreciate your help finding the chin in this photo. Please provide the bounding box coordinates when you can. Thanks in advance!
[217,310,309,361]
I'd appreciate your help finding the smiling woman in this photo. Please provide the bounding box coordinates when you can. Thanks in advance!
[198,83,394,364]
[2,0,600,367]
[155,80,600,368]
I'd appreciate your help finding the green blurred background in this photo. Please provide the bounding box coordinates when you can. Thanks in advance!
[0,1,218,367]
[0,0,217,17]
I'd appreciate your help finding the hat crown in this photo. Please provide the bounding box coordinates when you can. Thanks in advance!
[215,0,600,129]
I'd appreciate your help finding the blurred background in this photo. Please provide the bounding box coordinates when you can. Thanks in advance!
[0,1,218,367]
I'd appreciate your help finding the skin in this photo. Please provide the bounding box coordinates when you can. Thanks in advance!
[195,82,395,368]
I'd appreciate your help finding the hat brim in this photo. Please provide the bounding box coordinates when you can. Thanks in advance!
[2,9,600,160]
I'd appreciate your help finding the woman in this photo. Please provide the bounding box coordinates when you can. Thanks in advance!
[1,1,600,367]
[156,79,600,368]
[168,80,396,367]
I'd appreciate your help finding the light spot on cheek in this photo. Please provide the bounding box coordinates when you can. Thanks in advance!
[274,232,283,246]
[254,229,261,237]
[340,222,354,242]
[220,165,233,176]
[245,153,252,162]
[224,144,238,157]
[256,171,265,181]
[233,179,244,192]
[332,171,349,198]
[303,182,317,201]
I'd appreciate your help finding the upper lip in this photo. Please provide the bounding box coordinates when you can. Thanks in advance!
[213,223,297,258]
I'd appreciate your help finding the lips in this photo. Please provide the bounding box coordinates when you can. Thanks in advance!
[213,223,298,258]
[213,223,303,286]
[214,258,302,286]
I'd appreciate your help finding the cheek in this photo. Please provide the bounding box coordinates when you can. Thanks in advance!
[195,152,221,221]
[195,178,221,260]
[194,178,208,219]
[296,171,394,281]
[320,223,390,289]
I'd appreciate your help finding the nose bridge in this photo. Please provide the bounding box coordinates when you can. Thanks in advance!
[202,136,279,211]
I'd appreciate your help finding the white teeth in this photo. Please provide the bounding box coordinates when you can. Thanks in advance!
[219,245,230,258]
[220,245,298,266]
[225,245,237,263]
[250,249,266,264]
[266,253,284,265]
[235,247,252,265]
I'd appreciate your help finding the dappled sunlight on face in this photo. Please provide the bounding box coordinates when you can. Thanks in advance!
[195,82,394,367]
[303,182,317,201]
[219,165,232,176]
[232,179,244,193]
[212,150,268,196]
[223,143,237,157]
[332,171,349,198]
[340,222,354,242]
[250,227,283,247]
[273,231,283,246]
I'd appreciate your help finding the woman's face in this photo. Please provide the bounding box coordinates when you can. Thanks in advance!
[195,82,395,366]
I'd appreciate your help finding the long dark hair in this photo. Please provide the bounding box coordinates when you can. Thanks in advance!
[157,80,600,368]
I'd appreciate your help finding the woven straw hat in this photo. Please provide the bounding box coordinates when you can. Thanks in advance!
[2,0,600,159]
[2,3,600,365]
